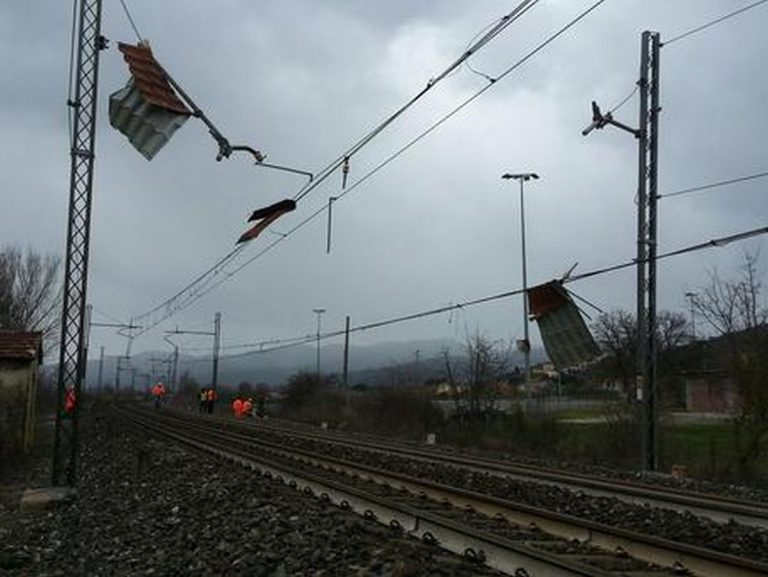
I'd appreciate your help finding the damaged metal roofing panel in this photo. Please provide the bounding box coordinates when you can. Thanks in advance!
[117,43,190,114]
[528,281,600,370]
[109,42,191,160]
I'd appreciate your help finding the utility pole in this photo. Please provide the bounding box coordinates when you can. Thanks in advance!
[52,0,105,487]
[326,196,338,253]
[582,30,661,470]
[97,346,104,392]
[171,345,179,392]
[164,334,180,393]
[685,291,697,340]
[312,308,326,376]
[91,320,140,393]
[212,312,221,392]
[342,315,350,388]
[640,31,661,472]
[165,312,221,393]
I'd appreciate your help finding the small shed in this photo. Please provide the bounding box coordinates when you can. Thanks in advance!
[682,370,739,414]
[0,331,43,454]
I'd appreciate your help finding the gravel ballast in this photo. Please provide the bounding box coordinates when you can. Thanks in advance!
[0,410,504,577]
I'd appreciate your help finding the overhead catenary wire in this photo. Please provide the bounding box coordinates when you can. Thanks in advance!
[175,0,612,309]
[608,84,638,115]
[657,170,768,199]
[184,225,767,359]
[663,0,768,46]
[130,245,245,337]
[125,1,543,333]
[126,0,609,338]
[118,0,144,43]
[291,0,541,204]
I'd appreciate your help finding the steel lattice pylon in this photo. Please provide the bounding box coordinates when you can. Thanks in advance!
[52,0,104,487]
[636,31,661,472]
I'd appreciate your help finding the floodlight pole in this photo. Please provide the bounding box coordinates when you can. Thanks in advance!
[501,172,539,384]
[582,31,661,471]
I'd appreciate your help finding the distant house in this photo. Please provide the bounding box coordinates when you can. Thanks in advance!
[682,370,739,413]
[0,331,43,454]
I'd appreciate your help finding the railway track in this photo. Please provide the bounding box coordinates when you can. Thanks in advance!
[117,405,768,577]
[207,411,768,530]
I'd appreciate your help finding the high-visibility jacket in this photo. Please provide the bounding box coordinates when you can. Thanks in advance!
[206,389,216,401]
[232,398,244,417]
[64,388,76,414]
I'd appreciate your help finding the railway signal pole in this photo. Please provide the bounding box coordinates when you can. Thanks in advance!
[582,31,661,470]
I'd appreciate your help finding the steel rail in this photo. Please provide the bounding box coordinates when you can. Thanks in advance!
[202,410,768,530]
[117,407,612,577]
[119,406,768,577]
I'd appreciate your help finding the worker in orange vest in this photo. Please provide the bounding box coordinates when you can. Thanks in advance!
[205,388,216,414]
[232,396,244,418]
[242,397,253,418]
[151,382,167,409]
[64,387,77,416]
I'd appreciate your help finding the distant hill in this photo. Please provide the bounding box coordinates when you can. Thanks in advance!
[78,338,546,390]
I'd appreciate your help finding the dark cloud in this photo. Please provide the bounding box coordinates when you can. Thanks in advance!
[1,0,766,361]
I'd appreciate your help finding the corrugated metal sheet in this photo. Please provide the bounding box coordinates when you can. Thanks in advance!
[109,81,190,160]
[528,282,599,370]
[109,42,191,160]
[0,331,42,361]
[117,43,190,114]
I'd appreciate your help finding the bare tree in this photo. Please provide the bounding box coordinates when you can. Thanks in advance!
[691,252,768,479]
[592,310,637,393]
[592,309,688,396]
[0,246,61,341]
[443,332,510,422]
[694,252,767,337]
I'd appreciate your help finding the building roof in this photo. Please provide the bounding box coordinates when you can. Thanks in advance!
[0,331,43,361]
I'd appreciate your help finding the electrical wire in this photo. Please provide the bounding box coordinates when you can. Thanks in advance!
[126,0,608,338]
[608,84,638,115]
[130,245,245,337]
[657,170,768,199]
[183,0,612,303]
[194,223,768,359]
[291,0,541,204]
[126,2,542,334]
[118,0,144,42]
[663,0,768,46]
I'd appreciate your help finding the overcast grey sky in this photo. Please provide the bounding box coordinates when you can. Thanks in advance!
[1,0,766,363]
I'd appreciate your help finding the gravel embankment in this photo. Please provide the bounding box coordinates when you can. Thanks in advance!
[0,410,504,577]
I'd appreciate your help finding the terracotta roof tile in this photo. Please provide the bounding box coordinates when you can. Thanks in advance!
[118,42,191,115]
